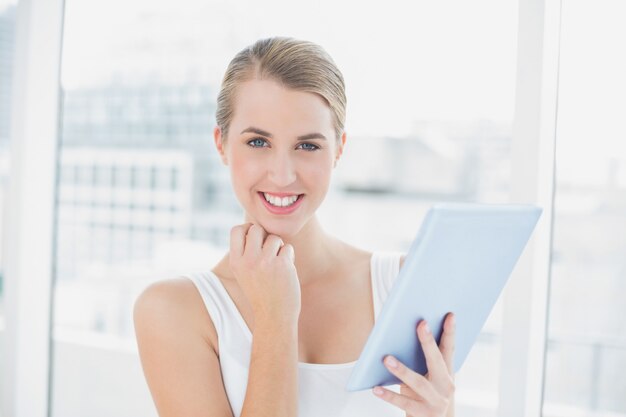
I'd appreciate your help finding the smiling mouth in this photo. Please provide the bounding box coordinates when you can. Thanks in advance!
[259,192,304,208]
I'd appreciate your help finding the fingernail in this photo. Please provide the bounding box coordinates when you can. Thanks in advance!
[373,386,384,396]
[423,321,431,334]
[385,356,398,368]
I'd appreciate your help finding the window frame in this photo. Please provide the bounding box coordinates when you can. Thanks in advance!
[1,0,64,416]
[498,0,561,416]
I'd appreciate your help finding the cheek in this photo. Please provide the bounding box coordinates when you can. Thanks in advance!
[309,160,332,182]
[228,152,261,195]
[300,156,334,194]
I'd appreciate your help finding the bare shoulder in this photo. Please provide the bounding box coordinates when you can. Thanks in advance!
[133,277,217,352]
[334,240,372,270]
[134,277,198,307]
[133,278,232,417]
[335,239,406,271]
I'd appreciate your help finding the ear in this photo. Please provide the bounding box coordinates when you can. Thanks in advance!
[214,125,228,165]
[334,131,347,168]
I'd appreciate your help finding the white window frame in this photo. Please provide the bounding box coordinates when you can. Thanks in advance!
[1,0,561,416]
[499,0,561,416]
[1,0,64,416]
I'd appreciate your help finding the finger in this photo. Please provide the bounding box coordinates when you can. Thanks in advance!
[230,223,253,258]
[372,385,424,415]
[438,312,456,373]
[277,243,295,263]
[243,223,266,258]
[262,235,284,257]
[382,355,439,404]
[418,320,451,385]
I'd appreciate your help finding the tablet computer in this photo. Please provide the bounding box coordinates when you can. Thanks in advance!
[346,202,542,391]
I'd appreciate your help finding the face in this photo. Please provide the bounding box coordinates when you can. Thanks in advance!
[214,78,346,238]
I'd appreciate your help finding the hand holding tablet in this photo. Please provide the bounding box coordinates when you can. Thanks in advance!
[372,313,458,416]
[347,203,542,392]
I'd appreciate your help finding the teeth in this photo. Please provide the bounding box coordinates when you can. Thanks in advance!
[263,192,300,207]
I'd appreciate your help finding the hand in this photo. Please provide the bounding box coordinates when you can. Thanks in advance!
[228,223,301,324]
[373,313,456,417]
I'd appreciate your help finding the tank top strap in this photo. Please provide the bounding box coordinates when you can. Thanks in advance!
[371,251,405,319]
[183,271,228,337]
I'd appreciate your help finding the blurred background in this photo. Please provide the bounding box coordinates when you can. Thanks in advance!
[0,0,624,416]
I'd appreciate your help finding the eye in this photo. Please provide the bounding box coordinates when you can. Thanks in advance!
[297,142,320,151]
[246,137,321,152]
[247,137,269,148]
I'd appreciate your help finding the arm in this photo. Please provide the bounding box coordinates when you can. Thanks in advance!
[133,278,234,417]
[240,317,299,417]
[135,278,300,417]
[229,223,302,417]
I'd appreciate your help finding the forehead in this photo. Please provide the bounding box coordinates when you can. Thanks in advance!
[231,79,334,135]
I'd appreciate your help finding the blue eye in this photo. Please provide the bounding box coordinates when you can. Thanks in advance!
[297,142,320,151]
[247,138,269,148]
[246,137,320,151]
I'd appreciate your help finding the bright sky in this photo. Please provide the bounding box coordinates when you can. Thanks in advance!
[555,0,626,184]
[59,0,519,137]
[0,0,15,14]
[7,0,624,170]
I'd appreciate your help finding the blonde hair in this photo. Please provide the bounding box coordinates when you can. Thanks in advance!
[215,36,347,145]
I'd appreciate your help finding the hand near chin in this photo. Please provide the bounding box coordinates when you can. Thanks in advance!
[373,313,456,417]
[228,222,301,324]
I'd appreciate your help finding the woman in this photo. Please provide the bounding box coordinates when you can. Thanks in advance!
[134,36,456,417]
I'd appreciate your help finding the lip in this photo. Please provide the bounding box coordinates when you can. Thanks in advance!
[261,191,302,198]
[258,192,304,215]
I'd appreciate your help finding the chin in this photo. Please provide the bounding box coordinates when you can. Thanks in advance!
[256,219,303,240]
[243,210,307,240]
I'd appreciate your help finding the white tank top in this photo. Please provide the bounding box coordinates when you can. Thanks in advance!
[184,251,405,417]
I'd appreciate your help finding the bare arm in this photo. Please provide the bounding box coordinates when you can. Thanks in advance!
[240,317,299,417]
[134,279,234,417]
[229,223,302,417]
[136,222,302,416]
[135,278,300,417]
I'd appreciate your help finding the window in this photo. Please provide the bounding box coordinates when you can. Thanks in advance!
[542,1,626,416]
[52,1,519,415]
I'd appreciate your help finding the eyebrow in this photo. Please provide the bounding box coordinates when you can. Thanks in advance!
[240,126,327,141]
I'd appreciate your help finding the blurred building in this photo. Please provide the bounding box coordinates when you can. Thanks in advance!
[57,148,194,279]
[57,82,240,282]
[335,120,511,202]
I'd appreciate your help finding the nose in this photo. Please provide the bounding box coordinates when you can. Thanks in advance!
[268,149,297,187]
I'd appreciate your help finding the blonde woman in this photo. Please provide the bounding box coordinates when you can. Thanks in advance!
[134,36,456,417]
